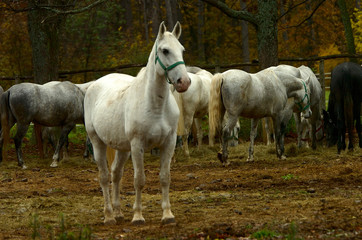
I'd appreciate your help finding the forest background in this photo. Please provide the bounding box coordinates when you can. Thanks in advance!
[0,0,361,90]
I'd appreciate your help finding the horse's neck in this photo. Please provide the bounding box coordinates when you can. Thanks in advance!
[143,63,171,109]
[279,76,304,99]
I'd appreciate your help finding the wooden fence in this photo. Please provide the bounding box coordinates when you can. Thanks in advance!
[1,54,360,111]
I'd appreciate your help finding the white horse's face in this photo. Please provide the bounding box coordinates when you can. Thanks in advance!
[155,22,191,93]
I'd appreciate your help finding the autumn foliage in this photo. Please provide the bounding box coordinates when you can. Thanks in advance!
[0,0,360,87]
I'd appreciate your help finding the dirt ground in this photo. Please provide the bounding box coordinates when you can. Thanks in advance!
[0,138,361,240]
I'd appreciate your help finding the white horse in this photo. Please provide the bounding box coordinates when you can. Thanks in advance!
[173,66,240,157]
[264,65,322,149]
[300,116,324,148]
[173,66,212,156]
[209,67,311,165]
[84,22,190,225]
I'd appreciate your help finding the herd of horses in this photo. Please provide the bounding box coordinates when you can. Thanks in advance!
[0,22,361,225]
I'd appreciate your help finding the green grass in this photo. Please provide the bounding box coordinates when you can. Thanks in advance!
[31,213,92,240]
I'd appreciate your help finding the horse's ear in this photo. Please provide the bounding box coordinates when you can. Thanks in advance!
[172,21,182,39]
[306,76,311,85]
[158,21,167,39]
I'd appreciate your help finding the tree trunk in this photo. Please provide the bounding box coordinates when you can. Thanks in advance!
[197,0,206,62]
[27,0,65,84]
[240,0,250,72]
[121,0,133,31]
[256,0,278,69]
[337,0,357,60]
[151,0,161,38]
[165,0,174,29]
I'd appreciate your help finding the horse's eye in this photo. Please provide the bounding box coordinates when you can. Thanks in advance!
[162,49,169,55]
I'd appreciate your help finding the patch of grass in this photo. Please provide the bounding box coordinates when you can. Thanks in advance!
[282,174,298,180]
[285,222,302,240]
[30,213,92,240]
[251,228,278,239]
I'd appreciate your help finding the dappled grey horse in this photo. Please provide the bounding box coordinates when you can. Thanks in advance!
[0,81,88,169]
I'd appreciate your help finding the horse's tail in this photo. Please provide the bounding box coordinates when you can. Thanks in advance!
[209,73,225,146]
[173,91,185,136]
[1,91,11,161]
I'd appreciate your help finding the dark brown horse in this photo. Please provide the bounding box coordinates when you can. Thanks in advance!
[323,62,362,153]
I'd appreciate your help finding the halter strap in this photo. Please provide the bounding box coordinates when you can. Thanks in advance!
[155,43,185,84]
[295,80,310,112]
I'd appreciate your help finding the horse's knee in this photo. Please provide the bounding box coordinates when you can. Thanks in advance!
[159,172,170,187]
[134,173,146,190]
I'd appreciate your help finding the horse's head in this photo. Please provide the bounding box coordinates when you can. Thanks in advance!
[154,21,191,93]
[297,77,312,119]
[322,109,338,147]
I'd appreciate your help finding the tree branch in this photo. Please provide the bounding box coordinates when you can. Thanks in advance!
[1,0,106,15]
[202,0,258,26]
[39,0,108,15]
[280,0,327,29]
[277,0,309,20]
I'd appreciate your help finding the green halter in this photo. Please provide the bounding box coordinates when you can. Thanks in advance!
[295,80,310,112]
[154,43,185,84]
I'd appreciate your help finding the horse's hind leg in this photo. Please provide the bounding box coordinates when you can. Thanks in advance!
[220,114,239,165]
[50,124,74,167]
[13,123,30,169]
[111,150,130,222]
[93,139,115,225]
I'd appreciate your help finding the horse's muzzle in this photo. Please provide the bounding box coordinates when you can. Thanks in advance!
[174,76,191,93]
[302,109,312,119]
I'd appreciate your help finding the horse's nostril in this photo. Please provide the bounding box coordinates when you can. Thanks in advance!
[177,78,182,84]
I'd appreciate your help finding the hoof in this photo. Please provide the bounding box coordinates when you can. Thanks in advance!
[132,219,145,225]
[50,162,58,168]
[104,218,116,225]
[115,215,124,223]
[217,152,222,162]
[246,157,254,162]
[21,164,28,170]
[161,217,175,225]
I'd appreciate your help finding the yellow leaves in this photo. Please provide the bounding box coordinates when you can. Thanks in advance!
[351,8,362,53]
[315,43,343,72]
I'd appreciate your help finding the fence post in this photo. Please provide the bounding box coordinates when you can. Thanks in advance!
[319,59,326,111]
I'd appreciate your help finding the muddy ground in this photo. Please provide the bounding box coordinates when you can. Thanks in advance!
[0,138,361,240]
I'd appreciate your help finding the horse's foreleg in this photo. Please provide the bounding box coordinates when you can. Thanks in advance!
[294,113,302,148]
[51,125,74,167]
[247,118,260,162]
[159,135,176,224]
[310,106,320,150]
[194,118,203,148]
[273,117,284,159]
[130,139,146,225]
[111,150,130,222]
[14,123,29,169]
[354,104,362,148]
[264,117,274,145]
